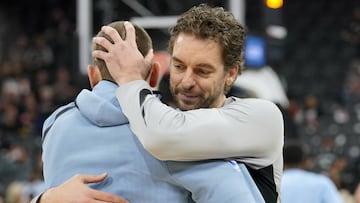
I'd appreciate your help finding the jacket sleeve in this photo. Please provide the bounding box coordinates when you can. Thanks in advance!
[116,80,284,168]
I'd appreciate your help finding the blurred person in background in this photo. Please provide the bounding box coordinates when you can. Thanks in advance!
[355,183,360,203]
[341,6,360,46]
[5,181,27,203]
[281,140,344,203]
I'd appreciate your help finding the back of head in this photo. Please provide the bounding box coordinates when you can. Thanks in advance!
[168,3,246,74]
[93,21,152,81]
[283,141,305,168]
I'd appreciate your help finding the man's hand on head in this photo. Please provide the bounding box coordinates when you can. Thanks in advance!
[92,22,153,85]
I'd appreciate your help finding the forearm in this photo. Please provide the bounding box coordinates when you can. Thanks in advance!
[116,81,284,166]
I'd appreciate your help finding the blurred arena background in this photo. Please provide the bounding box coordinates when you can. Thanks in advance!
[0,0,359,202]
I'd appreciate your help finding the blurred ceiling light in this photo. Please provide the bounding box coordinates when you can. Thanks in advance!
[265,0,283,9]
[266,25,287,39]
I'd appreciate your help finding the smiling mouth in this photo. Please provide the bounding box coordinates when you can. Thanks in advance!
[179,93,198,103]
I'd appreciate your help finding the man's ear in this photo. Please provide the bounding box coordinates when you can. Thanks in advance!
[149,62,161,88]
[226,66,239,86]
[87,65,102,88]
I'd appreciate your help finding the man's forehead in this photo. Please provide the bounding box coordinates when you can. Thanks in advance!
[175,34,185,44]
[172,34,224,68]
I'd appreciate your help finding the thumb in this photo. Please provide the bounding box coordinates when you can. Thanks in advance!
[78,173,108,184]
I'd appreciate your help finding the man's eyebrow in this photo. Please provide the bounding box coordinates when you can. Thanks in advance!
[172,56,215,70]
[196,63,215,70]
[172,56,183,63]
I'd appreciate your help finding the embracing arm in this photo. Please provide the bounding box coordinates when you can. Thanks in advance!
[31,174,128,203]
[116,80,284,168]
[92,23,284,167]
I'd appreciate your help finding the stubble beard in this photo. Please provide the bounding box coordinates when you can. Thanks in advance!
[170,85,220,111]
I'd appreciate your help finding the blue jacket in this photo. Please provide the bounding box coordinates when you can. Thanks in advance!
[42,80,264,203]
[281,169,344,203]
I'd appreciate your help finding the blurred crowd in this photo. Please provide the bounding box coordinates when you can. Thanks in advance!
[0,0,359,203]
[0,1,83,202]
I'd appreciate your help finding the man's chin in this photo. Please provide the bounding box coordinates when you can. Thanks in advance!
[178,102,197,111]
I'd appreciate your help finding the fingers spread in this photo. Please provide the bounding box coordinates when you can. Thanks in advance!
[93,37,114,52]
[91,188,129,203]
[123,21,137,48]
[76,173,108,184]
[92,50,108,61]
[101,26,123,44]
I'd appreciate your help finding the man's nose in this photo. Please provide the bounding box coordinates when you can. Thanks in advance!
[181,69,196,88]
